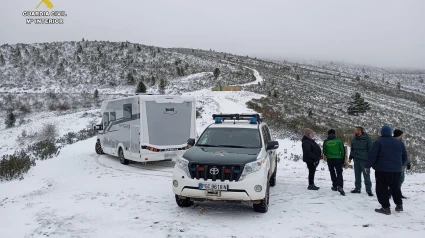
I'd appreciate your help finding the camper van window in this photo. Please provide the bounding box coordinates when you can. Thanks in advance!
[110,112,116,121]
[123,104,132,119]
[103,112,109,127]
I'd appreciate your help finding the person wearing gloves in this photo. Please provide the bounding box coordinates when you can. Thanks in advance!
[365,125,408,215]
[349,126,373,196]
[302,128,322,190]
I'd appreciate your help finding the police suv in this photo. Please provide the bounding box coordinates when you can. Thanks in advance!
[172,113,279,213]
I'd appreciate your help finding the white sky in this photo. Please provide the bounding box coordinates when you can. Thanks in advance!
[1,0,424,69]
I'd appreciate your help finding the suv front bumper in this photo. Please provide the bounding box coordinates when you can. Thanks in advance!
[172,166,267,201]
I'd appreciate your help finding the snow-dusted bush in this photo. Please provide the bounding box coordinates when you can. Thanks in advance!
[0,150,35,181]
[39,123,59,142]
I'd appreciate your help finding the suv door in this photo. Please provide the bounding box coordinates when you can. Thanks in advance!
[263,125,276,173]
[261,125,273,177]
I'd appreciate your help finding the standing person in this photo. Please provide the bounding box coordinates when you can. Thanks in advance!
[391,129,411,199]
[323,129,346,196]
[302,128,322,190]
[349,126,374,196]
[365,125,408,215]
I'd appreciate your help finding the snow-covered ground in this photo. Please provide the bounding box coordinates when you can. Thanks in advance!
[1,70,425,238]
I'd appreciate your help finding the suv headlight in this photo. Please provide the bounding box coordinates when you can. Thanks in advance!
[239,160,263,181]
[176,158,191,178]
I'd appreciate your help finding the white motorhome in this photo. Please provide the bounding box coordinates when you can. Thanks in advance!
[94,94,196,164]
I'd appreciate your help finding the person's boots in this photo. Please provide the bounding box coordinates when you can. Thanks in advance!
[401,194,407,199]
[395,204,403,212]
[331,186,337,191]
[308,184,320,190]
[337,186,345,196]
[351,188,361,193]
[367,191,374,196]
[375,208,391,215]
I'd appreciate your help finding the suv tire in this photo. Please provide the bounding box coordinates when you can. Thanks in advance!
[270,159,277,187]
[119,148,129,165]
[175,195,194,207]
[253,179,270,213]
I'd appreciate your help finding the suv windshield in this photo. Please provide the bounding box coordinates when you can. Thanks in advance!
[196,128,262,148]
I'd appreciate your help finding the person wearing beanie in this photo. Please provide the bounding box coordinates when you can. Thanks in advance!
[349,126,373,196]
[390,129,410,199]
[301,128,322,190]
[365,125,408,215]
[323,129,346,196]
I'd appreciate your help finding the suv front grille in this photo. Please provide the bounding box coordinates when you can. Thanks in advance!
[189,164,243,182]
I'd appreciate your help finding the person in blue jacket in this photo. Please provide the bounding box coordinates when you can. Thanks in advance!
[365,125,408,215]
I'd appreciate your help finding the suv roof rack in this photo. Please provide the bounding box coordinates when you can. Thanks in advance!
[212,113,262,124]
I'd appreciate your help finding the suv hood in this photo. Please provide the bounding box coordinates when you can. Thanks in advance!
[182,146,260,164]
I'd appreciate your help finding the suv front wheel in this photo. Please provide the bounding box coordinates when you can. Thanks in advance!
[175,195,194,207]
[253,179,270,213]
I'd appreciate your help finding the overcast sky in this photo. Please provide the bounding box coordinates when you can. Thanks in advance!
[1,0,424,69]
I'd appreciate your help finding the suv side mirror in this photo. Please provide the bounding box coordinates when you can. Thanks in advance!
[187,138,195,147]
[266,141,279,150]
[94,124,103,131]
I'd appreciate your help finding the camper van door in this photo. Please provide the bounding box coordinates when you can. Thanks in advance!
[130,125,140,159]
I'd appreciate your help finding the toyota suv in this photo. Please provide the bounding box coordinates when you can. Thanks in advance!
[172,113,279,213]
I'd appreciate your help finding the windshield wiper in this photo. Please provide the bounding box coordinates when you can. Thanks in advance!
[196,144,219,147]
[217,145,258,148]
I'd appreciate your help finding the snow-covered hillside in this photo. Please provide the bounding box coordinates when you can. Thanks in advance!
[2,69,425,238]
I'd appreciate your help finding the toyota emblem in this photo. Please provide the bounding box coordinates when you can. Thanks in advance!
[210,167,219,175]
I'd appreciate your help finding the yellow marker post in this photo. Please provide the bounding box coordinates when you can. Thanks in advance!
[36,0,54,9]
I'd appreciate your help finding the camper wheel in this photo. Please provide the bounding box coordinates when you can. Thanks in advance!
[95,140,104,154]
[119,148,129,165]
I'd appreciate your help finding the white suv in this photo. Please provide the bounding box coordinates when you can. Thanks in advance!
[172,113,279,213]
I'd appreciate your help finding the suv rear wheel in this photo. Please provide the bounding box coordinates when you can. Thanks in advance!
[270,159,277,187]
[175,195,194,207]
[253,179,270,213]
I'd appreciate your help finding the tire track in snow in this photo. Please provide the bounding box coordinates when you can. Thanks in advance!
[94,155,173,178]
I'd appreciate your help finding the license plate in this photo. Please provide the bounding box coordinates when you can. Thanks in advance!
[164,153,177,159]
[199,183,228,191]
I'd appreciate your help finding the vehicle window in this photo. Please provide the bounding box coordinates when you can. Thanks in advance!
[103,112,109,127]
[197,129,212,145]
[123,104,132,119]
[197,128,261,148]
[265,126,272,142]
[110,112,116,121]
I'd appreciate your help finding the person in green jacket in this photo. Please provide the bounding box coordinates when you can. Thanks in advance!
[349,126,374,196]
[323,129,346,196]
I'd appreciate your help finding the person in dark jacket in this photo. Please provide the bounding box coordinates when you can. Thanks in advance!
[365,125,408,215]
[348,126,373,196]
[323,129,346,196]
[302,128,322,190]
[388,129,410,199]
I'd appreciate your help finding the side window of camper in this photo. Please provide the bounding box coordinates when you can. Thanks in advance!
[103,112,109,127]
[110,112,116,121]
[123,104,132,119]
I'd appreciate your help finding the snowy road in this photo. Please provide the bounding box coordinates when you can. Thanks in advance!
[2,136,425,238]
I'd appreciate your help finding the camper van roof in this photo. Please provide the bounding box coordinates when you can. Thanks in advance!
[101,94,195,103]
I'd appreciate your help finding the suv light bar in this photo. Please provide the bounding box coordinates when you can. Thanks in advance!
[212,113,262,124]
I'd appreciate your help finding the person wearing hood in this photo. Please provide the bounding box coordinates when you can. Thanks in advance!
[323,129,346,196]
[365,125,408,215]
[302,128,322,190]
[349,126,373,196]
